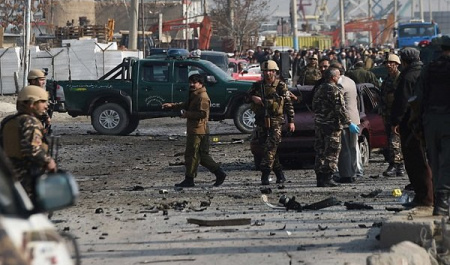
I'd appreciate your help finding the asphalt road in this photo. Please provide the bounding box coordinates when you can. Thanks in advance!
[48,115,411,265]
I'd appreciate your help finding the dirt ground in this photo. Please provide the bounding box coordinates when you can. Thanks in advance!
[0,97,414,265]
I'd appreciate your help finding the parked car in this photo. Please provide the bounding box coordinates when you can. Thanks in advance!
[0,148,80,264]
[250,83,387,168]
[230,61,262,82]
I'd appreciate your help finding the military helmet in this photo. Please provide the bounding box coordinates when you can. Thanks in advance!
[27,69,46,80]
[18,85,48,102]
[387,54,401,65]
[261,60,279,71]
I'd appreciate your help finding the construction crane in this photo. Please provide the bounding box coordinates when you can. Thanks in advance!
[323,14,395,47]
[148,15,212,50]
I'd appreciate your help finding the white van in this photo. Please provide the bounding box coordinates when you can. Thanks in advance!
[0,150,79,265]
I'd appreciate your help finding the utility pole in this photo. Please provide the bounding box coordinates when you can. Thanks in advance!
[394,0,398,29]
[129,0,139,51]
[368,0,372,47]
[339,0,345,48]
[228,0,235,49]
[419,0,424,21]
[428,0,432,21]
[23,0,31,88]
[291,0,299,51]
[184,1,189,50]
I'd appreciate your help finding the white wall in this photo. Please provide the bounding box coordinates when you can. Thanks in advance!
[0,39,142,95]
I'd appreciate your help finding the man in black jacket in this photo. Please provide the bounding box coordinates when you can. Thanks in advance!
[391,47,433,209]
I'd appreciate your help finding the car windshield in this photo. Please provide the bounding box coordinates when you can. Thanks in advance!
[200,60,234,81]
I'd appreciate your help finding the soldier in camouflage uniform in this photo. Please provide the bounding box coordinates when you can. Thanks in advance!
[415,36,450,215]
[297,54,321,85]
[380,54,405,177]
[248,60,295,185]
[312,68,358,187]
[0,85,57,200]
[162,74,226,188]
[27,69,52,135]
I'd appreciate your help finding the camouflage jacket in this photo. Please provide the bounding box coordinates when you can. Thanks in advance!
[297,65,321,85]
[0,113,51,181]
[248,79,295,127]
[312,82,350,131]
[380,71,401,121]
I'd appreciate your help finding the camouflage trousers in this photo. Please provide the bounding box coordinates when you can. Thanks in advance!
[384,122,403,164]
[185,134,220,178]
[314,127,342,175]
[255,121,282,172]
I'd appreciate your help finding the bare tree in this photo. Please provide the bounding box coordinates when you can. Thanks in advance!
[209,0,271,51]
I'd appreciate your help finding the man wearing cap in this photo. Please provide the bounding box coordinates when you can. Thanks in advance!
[162,74,227,188]
[297,54,321,85]
[415,36,450,215]
[380,54,405,177]
[391,47,433,209]
[27,69,52,135]
[248,60,295,185]
[0,85,57,200]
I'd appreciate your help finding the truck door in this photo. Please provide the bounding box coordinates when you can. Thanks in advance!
[137,62,172,112]
[174,61,227,113]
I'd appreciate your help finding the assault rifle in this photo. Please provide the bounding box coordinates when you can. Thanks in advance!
[261,83,271,130]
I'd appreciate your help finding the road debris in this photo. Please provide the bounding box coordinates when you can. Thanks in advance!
[361,189,383,198]
[344,202,374,210]
[187,218,251,226]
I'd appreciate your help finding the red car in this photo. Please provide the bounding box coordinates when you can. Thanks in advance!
[250,83,387,168]
[229,60,262,82]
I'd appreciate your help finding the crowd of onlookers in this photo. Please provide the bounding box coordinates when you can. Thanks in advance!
[230,45,397,83]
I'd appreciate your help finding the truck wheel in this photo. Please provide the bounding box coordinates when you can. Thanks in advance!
[120,116,139,135]
[92,103,129,135]
[233,103,255,134]
[359,134,370,166]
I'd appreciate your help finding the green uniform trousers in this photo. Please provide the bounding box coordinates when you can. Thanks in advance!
[185,134,220,178]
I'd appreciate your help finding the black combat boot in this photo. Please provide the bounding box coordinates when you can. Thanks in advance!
[175,177,195,188]
[213,167,227,187]
[261,170,271,185]
[317,173,339,187]
[382,163,396,177]
[433,192,450,216]
[274,169,286,184]
[396,163,405,176]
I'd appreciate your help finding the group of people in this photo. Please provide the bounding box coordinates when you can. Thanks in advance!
[0,69,57,201]
[3,38,450,220]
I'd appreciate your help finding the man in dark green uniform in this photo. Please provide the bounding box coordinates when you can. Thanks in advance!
[162,74,226,188]
[380,54,405,177]
[0,85,57,200]
[346,59,380,88]
[247,60,295,185]
[416,36,450,215]
[297,54,321,85]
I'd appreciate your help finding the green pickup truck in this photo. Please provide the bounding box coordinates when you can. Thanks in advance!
[49,50,255,135]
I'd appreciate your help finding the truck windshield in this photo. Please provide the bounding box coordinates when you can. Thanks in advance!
[201,60,234,81]
[399,24,436,37]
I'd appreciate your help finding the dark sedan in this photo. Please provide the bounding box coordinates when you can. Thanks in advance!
[250,83,387,168]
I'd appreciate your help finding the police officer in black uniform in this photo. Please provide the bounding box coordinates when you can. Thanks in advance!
[416,36,450,215]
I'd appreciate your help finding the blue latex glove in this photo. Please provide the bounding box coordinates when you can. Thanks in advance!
[349,123,360,134]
